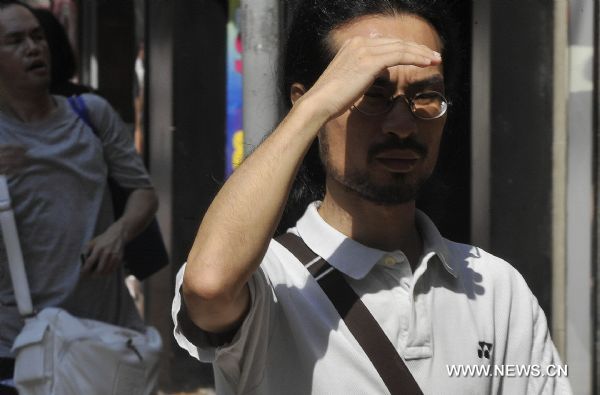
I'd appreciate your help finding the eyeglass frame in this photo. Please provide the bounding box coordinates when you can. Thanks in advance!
[351,90,450,120]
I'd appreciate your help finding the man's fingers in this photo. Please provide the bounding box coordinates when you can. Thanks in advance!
[377,50,439,68]
[82,245,100,273]
[102,254,120,274]
[369,39,440,59]
[94,249,122,275]
[363,45,441,68]
[97,252,114,274]
[344,37,441,64]
[94,252,108,274]
[0,145,30,174]
[81,256,96,274]
[82,242,92,257]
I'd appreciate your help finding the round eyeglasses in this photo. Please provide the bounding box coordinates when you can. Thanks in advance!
[352,91,449,120]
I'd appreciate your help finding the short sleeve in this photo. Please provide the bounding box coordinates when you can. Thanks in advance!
[527,296,573,394]
[82,94,152,190]
[172,262,277,391]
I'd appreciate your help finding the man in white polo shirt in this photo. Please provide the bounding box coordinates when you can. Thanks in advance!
[172,0,572,394]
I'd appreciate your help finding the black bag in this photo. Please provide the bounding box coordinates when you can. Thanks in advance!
[68,95,169,280]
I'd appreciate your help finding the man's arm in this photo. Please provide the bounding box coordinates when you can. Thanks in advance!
[82,187,158,275]
[80,93,158,275]
[183,37,442,334]
[183,101,326,333]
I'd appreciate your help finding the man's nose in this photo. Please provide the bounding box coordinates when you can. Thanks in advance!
[380,97,418,138]
[24,37,41,55]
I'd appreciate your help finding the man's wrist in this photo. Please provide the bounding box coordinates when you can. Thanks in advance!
[288,95,331,135]
[110,219,130,243]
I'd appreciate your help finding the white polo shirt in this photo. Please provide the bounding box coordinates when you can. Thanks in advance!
[172,202,572,395]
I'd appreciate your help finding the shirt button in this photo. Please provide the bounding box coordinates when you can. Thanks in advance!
[383,256,397,266]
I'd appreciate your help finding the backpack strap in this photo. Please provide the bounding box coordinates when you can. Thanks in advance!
[275,232,423,395]
[67,95,99,137]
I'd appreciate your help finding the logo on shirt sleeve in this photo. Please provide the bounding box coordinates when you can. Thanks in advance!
[477,341,493,359]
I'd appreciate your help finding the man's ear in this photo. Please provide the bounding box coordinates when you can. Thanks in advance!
[290,83,307,106]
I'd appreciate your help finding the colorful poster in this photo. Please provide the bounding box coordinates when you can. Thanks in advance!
[225,0,244,176]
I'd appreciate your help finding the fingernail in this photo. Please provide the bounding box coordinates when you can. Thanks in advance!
[433,51,442,59]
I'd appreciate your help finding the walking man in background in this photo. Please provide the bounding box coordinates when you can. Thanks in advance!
[0,1,158,392]
[173,0,572,393]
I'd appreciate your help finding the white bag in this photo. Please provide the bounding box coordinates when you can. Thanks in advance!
[12,308,162,395]
[0,176,163,394]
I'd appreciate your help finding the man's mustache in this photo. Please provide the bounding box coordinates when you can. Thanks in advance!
[368,137,428,160]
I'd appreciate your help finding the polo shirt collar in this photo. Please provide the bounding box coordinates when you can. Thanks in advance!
[415,210,458,278]
[295,202,457,280]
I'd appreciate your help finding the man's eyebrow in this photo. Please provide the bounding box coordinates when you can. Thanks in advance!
[372,77,392,88]
[407,75,445,92]
[371,78,402,92]
[3,26,43,38]
[2,30,25,38]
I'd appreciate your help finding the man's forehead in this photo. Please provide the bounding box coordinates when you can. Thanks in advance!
[0,4,39,35]
[329,14,443,52]
[327,14,444,89]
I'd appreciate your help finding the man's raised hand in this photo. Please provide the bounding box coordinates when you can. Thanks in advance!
[297,37,442,121]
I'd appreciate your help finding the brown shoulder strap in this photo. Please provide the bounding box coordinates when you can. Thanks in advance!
[276,233,423,395]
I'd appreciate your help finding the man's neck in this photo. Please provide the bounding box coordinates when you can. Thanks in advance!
[318,180,423,269]
[0,89,55,123]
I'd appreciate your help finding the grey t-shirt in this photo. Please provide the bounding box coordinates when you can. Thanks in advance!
[0,94,152,357]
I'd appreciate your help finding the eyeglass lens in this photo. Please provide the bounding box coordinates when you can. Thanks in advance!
[411,92,447,119]
[354,91,446,119]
